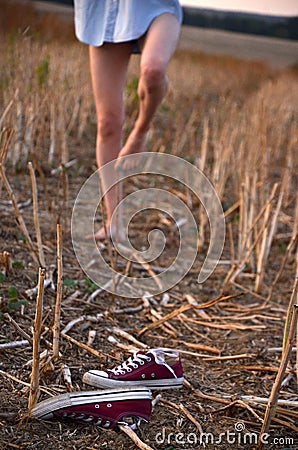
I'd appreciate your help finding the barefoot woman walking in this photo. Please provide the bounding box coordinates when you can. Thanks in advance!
[74,1,182,240]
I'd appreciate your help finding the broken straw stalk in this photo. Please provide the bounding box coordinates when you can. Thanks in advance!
[28,267,45,411]
[52,223,63,360]
[257,269,298,446]
[28,161,46,268]
[0,162,39,266]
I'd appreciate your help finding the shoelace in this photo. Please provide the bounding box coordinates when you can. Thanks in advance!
[59,411,145,430]
[109,349,178,378]
[150,348,178,379]
[60,411,111,427]
[110,352,152,375]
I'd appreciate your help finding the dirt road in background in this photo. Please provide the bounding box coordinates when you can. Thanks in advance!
[178,26,298,68]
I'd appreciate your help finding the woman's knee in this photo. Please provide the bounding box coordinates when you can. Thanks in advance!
[97,112,123,140]
[140,59,167,92]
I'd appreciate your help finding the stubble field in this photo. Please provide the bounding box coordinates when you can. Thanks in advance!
[0,1,298,449]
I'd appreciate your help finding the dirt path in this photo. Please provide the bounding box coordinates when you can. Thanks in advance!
[178,25,298,68]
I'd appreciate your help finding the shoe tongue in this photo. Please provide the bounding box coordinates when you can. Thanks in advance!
[137,350,148,357]
[148,348,179,365]
[148,349,166,364]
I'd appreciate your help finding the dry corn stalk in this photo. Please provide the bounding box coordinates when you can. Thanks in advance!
[0,162,39,265]
[257,273,298,447]
[52,223,63,360]
[28,267,46,411]
[28,162,46,268]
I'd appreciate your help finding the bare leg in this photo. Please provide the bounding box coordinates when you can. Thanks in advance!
[89,43,131,240]
[116,13,181,170]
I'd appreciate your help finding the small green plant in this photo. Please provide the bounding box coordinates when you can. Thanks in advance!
[12,261,25,269]
[18,234,26,244]
[84,277,99,292]
[36,55,50,87]
[0,285,28,318]
[63,278,76,289]
[8,285,17,299]
[222,201,232,212]
[126,76,139,102]
[280,242,287,253]
[234,212,240,223]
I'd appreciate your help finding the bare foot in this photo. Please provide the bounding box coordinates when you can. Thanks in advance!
[91,223,126,243]
[85,225,108,241]
[93,225,110,241]
[115,128,148,171]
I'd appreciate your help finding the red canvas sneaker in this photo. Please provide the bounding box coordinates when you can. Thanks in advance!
[30,387,152,430]
[83,348,184,390]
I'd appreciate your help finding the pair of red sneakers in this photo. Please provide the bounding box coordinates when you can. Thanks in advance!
[31,348,184,430]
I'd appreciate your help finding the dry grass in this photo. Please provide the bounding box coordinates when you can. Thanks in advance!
[0,2,298,449]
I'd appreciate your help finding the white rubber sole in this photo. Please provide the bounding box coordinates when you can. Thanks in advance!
[30,386,152,420]
[83,372,184,390]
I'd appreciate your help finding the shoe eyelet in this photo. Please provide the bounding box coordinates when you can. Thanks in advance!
[95,404,100,409]
[132,364,138,368]
[83,416,94,422]
[146,357,152,362]
[139,360,145,365]
[107,403,112,408]
[127,368,132,372]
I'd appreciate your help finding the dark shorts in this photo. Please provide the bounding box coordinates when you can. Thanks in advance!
[132,39,141,54]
